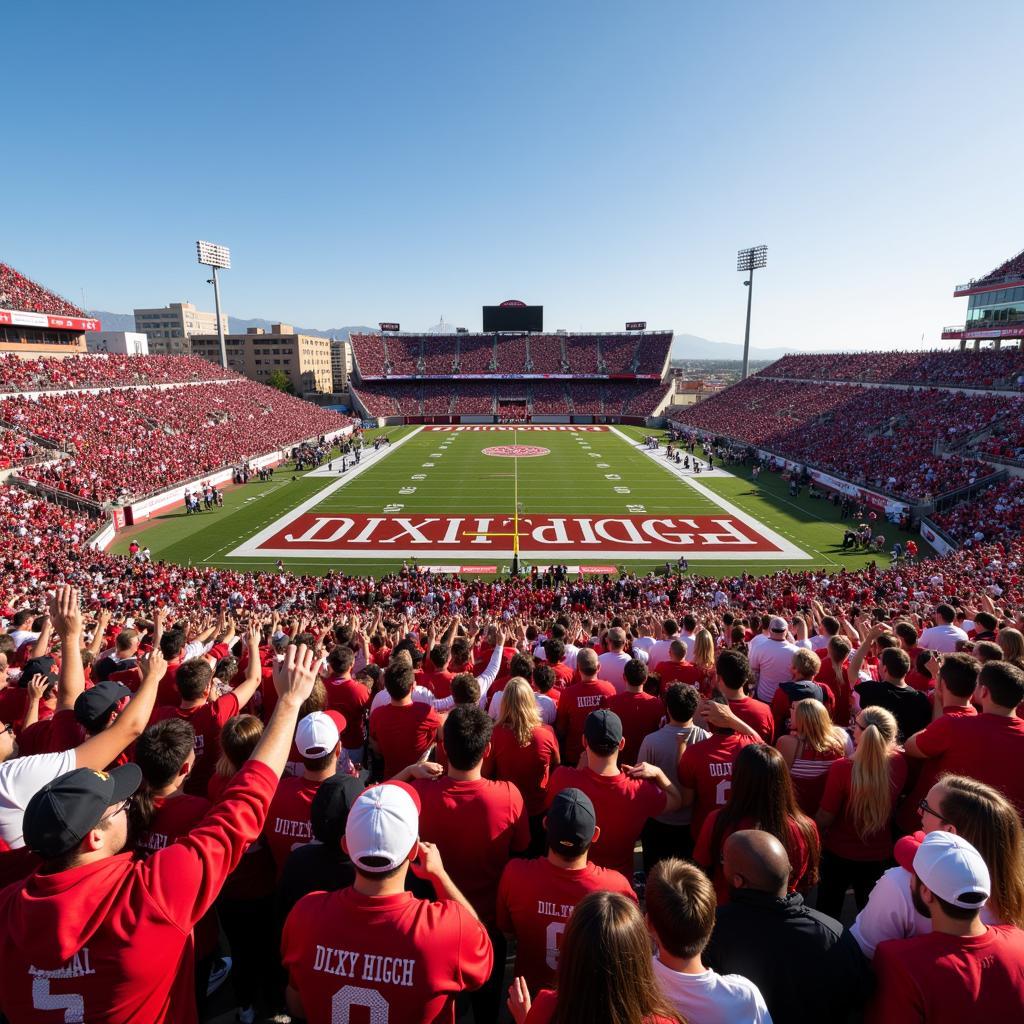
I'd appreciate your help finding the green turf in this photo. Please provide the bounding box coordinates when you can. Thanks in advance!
[113,423,927,578]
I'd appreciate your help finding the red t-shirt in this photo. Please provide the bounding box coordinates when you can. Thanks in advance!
[819,752,908,860]
[869,925,1024,1024]
[137,794,211,854]
[678,732,763,838]
[15,708,82,756]
[912,713,1024,817]
[412,776,529,926]
[282,887,493,1024]
[728,696,775,743]
[555,679,616,765]
[486,724,560,817]
[324,676,371,749]
[694,809,816,903]
[150,692,240,796]
[369,702,442,780]
[525,989,676,1024]
[264,775,322,874]
[496,857,636,992]
[0,690,53,735]
[653,660,693,690]
[607,690,666,764]
[0,761,277,1024]
[546,766,666,878]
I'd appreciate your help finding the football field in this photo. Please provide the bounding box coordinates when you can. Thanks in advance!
[112,425,926,577]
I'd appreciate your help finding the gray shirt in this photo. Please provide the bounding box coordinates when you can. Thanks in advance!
[638,722,710,827]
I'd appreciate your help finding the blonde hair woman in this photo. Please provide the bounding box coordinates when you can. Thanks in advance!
[678,628,717,696]
[487,677,560,853]
[777,699,851,816]
[997,627,1024,671]
[815,706,907,919]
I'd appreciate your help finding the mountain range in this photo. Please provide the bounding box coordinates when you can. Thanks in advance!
[86,312,791,360]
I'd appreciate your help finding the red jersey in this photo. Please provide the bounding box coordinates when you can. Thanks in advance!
[15,708,82,756]
[728,696,775,743]
[546,766,666,878]
[264,776,322,874]
[136,794,210,854]
[282,887,493,1024]
[819,752,908,860]
[324,676,371,749]
[652,659,692,690]
[496,856,636,992]
[677,732,763,838]
[150,692,240,796]
[369,702,442,780]
[525,990,676,1024]
[869,925,1024,1024]
[412,776,530,926]
[607,690,665,764]
[0,762,276,1024]
[555,679,616,765]
[486,724,560,816]
[911,712,1024,817]
[694,810,816,903]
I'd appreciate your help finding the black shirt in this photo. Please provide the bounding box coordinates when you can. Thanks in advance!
[855,679,931,741]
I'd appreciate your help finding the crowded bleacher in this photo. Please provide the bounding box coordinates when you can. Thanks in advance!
[0,361,348,505]
[0,262,85,319]
[671,375,1018,501]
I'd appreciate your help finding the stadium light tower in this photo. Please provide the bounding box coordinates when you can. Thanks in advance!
[737,245,767,380]
[196,240,231,368]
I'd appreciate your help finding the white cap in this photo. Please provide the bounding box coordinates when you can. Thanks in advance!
[769,616,788,633]
[295,711,340,759]
[345,783,420,873]
[913,831,990,909]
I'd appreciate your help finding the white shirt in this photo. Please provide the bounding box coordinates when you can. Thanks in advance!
[851,864,998,959]
[0,749,77,848]
[651,956,772,1024]
[597,651,632,693]
[919,623,969,653]
[631,636,656,659]
[487,689,557,726]
[749,637,801,703]
[648,637,685,668]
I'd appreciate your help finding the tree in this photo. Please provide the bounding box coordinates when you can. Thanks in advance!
[266,369,295,394]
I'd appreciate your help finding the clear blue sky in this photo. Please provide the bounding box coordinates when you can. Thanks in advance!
[5,1,1022,351]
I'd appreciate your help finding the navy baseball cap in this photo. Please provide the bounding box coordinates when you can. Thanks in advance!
[23,764,142,859]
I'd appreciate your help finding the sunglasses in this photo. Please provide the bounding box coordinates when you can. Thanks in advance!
[0,723,14,738]
[99,797,132,825]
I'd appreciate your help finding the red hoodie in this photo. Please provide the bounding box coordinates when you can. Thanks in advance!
[0,760,277,1024]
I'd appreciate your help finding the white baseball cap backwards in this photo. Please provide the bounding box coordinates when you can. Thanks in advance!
[769,616,788,633]
[913,831,990,909]
[295,711,340,759]
[345,782,420,873]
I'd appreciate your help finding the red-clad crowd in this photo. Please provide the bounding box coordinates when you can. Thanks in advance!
[766,348,1024,390]
[0,377,348,503]
[0,352,237,393]
[0,563,1024,1023]
[673,377,1011,500]
[0,262,84,319]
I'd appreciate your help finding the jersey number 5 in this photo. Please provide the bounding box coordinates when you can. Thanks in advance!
[32,979,84,1023]
[332,985,389,1023]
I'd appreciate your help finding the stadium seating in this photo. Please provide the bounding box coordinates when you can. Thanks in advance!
[1,377,348,504]
[932,476,1024,546]
[527,335,566,372]
[457,335,495,373]
[971,248,1024,287]
[634,334,673,375]
[672,377,1013,501]
[495,335,528,373]
[0,353,236,393]
[349,334,388,376]
[386,337,421,375]
[765,348,1024,390]
[0,262,84,318]
[600,335,636,373]
[452,381,494,415]
[530,381,568,415]
[421,337,458,375]
[564,333,602,374]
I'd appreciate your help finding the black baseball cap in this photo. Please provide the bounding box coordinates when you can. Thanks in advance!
[20,656,58,688]
[546,788,597,856]
[311,774,365,848]
[584,709,623,749]
[23,764,142,859]
[74,681,132,731]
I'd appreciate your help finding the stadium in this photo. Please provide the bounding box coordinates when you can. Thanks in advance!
[4,241,1024,1023]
